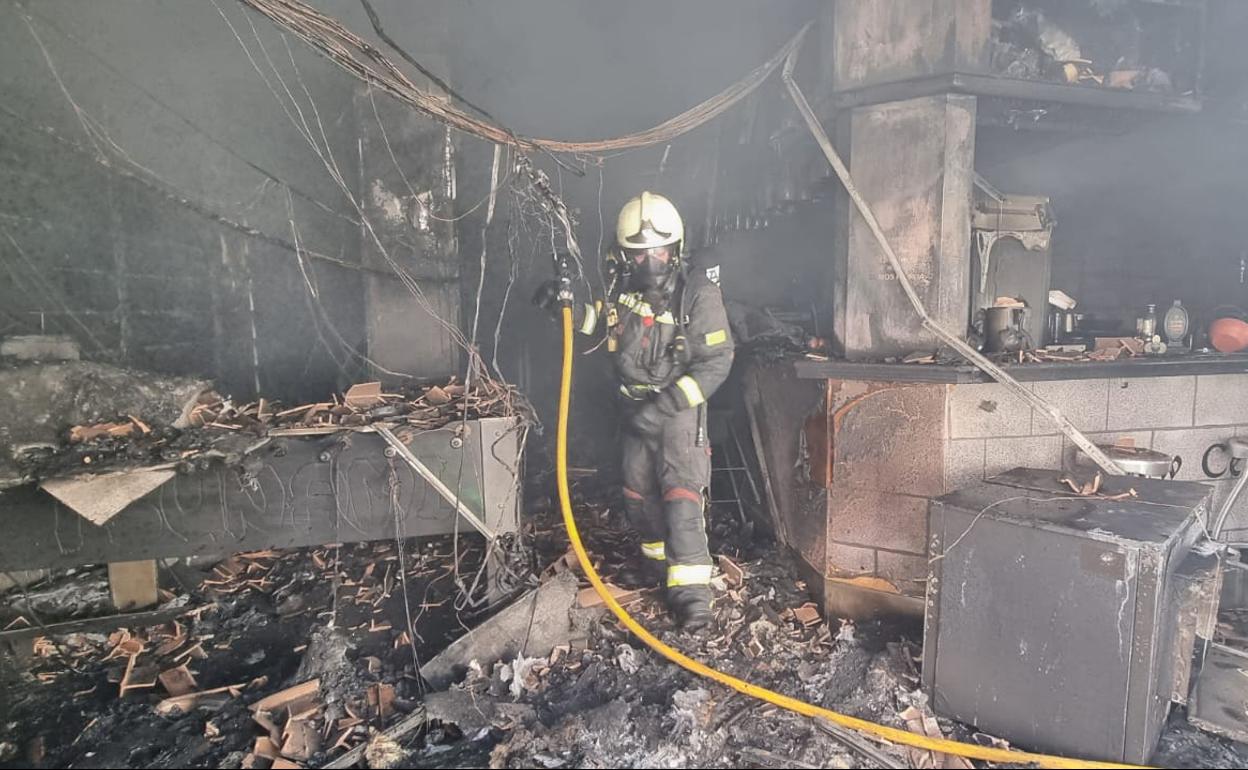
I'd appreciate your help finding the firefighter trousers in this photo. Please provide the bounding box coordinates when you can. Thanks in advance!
[620,404,713,589]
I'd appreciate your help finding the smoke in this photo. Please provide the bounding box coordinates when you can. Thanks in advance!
[432,0,823,468]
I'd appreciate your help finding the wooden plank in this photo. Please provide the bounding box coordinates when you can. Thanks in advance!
[41,467,177,525]
[251,679,320,715]
[0,606,186,648]
[266,426,350,436]
[108,560,158,611]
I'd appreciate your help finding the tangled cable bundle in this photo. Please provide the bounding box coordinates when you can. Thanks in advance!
[239,0,809,155]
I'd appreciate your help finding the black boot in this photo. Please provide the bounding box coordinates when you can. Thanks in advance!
[667,585,714,632]
[615,559,665,590]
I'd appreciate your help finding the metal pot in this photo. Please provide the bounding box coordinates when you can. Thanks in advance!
[1077,443,1182,479]
[984,306,1030,353]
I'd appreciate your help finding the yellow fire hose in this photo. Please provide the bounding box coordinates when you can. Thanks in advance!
[555,305,1142,770]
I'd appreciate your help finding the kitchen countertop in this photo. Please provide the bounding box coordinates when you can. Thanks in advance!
[794,351,1248,383]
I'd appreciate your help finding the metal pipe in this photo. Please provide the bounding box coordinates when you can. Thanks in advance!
[1212,438,1248,539]
[374,424,496,540]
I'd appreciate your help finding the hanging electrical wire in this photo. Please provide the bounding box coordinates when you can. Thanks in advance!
[219,3,537,613]
[230,0,810,365]
[237,0,809,155]
[215,1,479,362]
[0,102,370,277]
[17,2,361,227]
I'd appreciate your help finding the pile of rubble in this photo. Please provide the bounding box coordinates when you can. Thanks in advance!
[185,377,518,436]
[15,375,523,484]
[465,557,934,770]
[8,481,1248,769]
[367,536,1248,770]
[893,336,1171,368]
[991,2,1181,93]
[399,495,959,769]
[0,537,487,768]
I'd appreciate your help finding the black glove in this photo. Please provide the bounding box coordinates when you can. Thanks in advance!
[531,279,561,318]
[627,389,680,437]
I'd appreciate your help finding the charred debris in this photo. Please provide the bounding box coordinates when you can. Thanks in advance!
[6,1,1248,769]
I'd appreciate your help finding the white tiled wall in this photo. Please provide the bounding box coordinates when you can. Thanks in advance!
[1106,376,1196,431]
[946,373,1248,534]
[947,382,1032,439]
[985,435,1063,480]
[1030,379,1109,434]
[944,438,986,492]
[1195,374,1248,427]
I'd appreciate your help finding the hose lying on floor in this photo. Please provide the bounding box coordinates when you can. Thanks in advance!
[554,305,1141,770]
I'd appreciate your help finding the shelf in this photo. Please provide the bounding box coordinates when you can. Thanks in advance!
[832,72,1202,115]
[794,351,1248,384]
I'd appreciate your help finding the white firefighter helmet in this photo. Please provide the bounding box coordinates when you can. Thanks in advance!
[615,191,684,253]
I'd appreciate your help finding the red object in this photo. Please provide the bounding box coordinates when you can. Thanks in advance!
[1210,317,1248,353]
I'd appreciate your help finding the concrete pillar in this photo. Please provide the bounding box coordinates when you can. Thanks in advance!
[819,0,988,359]
[830,0,991,92]
[831,93,977,359]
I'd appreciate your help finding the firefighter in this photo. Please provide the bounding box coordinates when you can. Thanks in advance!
[604,191,734,631]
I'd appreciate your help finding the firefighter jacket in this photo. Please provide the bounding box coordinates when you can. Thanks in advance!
[608,266,734,412]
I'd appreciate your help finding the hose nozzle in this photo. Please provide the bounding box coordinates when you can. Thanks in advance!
[556,253,575,306]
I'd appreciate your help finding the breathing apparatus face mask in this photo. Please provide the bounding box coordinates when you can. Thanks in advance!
[621,245,677,293]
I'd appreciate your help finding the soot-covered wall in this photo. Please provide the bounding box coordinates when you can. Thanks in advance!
[0,1,460,403]
[2,0,831,478]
